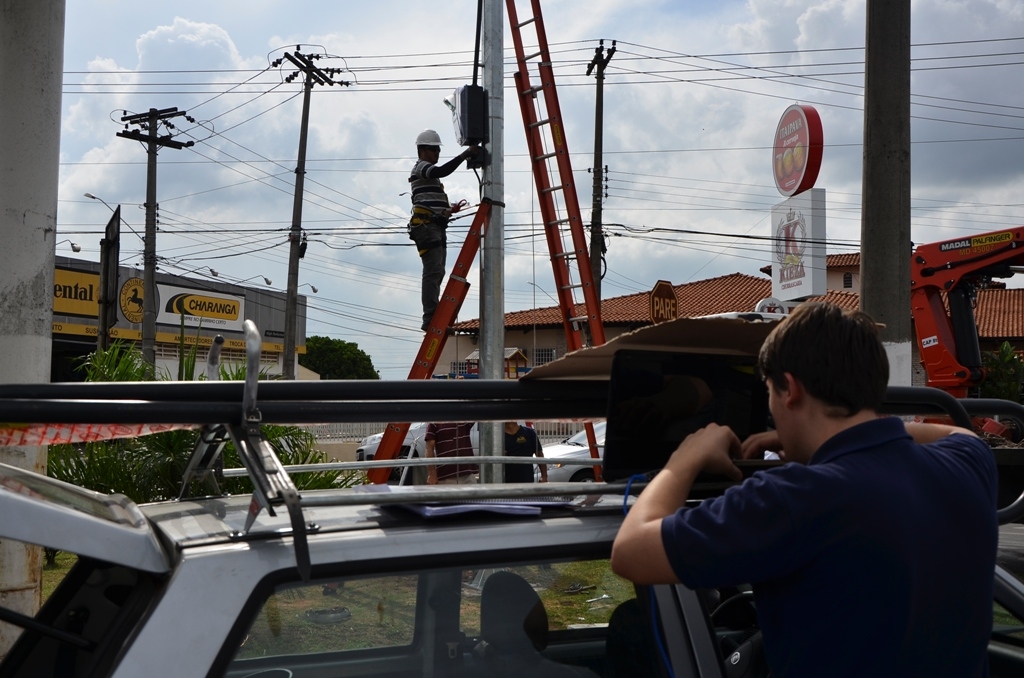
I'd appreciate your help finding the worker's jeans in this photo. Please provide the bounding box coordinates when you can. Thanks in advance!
[420,236,447,330]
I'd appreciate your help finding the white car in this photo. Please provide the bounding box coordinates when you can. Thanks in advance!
[539,421,606,483]
[356,422,428,483]
[355,422,428,463]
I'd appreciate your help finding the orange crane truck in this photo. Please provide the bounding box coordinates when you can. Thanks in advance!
[911,226,1024,399]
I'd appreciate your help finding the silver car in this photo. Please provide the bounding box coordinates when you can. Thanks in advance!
[355,422,428,462]
[3,363,1024,677]
[539,421,606,483]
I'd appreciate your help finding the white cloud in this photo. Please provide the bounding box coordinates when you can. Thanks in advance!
[56,0,1024,376]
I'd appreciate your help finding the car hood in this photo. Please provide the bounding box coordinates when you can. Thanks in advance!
[543,442,603,459]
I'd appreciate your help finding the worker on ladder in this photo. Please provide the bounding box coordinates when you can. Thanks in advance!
[408,129,480,331]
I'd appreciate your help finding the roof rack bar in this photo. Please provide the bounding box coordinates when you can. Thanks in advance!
[956,397,1024,524]
[299,481,646,508]
[221,455,605,477]
[0,397,608,425]
[0,379,609,402]
[880,386,972,428]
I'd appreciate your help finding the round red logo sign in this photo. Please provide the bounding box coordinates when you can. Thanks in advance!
[772,104,823,197]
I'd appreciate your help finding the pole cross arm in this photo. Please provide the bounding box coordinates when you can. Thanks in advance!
[121,106,180,123]
[116,129,194,149]
[282,51,337,87]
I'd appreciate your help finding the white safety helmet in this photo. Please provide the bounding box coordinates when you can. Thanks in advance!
[415,129,443,147]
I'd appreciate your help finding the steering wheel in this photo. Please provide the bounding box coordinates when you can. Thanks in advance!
[711,591,770,678]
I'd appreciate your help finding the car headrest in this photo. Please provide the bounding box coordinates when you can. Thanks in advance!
[480,571,548,652]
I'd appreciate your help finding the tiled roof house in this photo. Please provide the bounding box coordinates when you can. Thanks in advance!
[438,252,1021,378]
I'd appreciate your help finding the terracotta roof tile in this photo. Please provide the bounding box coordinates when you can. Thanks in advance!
[976,288,1024,339]
[759,252,861,275]
[826,253,861,268]
[455,273,776,331]
[453,271,1024,340]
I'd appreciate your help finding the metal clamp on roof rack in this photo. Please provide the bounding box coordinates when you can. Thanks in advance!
[180,337,229,497]
[178,322,312,580]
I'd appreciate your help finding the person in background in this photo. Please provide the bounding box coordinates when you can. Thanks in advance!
[407,129,480,332]
[425,422,478,485]
[503,421,547,483]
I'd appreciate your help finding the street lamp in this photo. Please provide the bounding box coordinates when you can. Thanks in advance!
[84,192,113,211]
[56,239,81,253]
[299,283,318,294]
[527,281,559,306]
[238,276,273,286]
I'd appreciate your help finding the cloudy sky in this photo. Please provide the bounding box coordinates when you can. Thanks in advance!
[56,0,1024,377]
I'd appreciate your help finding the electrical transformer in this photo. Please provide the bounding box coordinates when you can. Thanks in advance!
[445,85,488,147]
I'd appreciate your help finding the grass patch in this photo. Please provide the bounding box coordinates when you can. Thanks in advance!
[460,561,632,633]
[42,551,78,602]
[236,575,419,659]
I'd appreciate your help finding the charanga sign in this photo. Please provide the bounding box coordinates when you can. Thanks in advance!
[156,284,245,331]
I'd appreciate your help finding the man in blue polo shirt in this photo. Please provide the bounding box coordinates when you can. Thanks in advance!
[611,302,998,677]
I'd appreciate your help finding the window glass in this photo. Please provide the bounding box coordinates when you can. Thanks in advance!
[999,524,1024,584]
[459,559,632,635]
[993,602,1024,646]
[996,524,1024,646]
[1,541,154,677]
[234,574,418,660]
[225,557,636,678]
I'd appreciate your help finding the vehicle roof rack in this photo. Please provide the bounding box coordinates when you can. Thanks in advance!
[3,324,1024,578]
[177,322,311,578]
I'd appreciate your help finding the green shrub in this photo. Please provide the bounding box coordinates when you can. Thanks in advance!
[47,341,363,504]
[981,341,1024,403]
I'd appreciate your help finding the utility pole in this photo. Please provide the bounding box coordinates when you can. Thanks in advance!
[275,49,347,380]
[586,40,615,302]
[478,0,505,481]
[117,108,194,372]
[860,1,912,385]
[97,206,121,351]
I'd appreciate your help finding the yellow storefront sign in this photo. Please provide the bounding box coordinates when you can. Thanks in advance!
[53,268,100,318]
[53,323,303,353]
[164,293,240,321]
[52,322,98,337]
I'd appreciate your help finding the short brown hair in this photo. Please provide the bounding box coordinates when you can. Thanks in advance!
[758,303,888,416]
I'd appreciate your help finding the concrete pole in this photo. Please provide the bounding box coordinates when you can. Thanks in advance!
[478,0,505,482]
[860,0,912,385]
[588,41,614,302]
[283,74,314,380]
[142,110,159,370]
[0,0,65,656]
